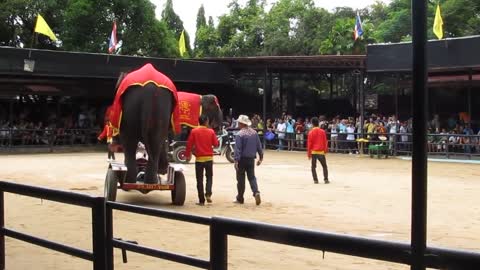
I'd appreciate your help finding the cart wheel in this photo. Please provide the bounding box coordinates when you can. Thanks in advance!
[226,147,235,163]
[173,146,190,164]
[104,168,118,201]
[171,171,186,206]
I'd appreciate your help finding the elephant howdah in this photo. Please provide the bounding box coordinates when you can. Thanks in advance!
[109,63,181,184]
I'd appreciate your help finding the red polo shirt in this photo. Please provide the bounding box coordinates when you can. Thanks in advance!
[307,127,328,158]
[185,126,219,162]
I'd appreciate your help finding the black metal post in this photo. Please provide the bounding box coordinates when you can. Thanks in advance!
[92,197,106,270]
[395,74,400,119]
[106,204,114,270]
[0,191,4,270]
[210,218,227,270]
[360,73,365,139]
[411,0,428,269]
[468,69,472,125]
[263,67,268,149]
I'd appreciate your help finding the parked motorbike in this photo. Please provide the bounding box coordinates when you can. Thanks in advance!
[168,126,235,163]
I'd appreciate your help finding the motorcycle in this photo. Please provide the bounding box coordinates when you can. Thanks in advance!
[168,126,236,164]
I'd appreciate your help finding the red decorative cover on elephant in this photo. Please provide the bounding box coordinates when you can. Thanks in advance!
[108,63,180,135]
[177,91,202,128]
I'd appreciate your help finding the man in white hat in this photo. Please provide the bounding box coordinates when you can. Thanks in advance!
[233,114,263,205]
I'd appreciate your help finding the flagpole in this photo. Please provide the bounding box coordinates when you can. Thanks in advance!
[30,32,37,49]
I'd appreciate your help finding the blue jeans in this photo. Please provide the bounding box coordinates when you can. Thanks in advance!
[236,158,260,203]
[277,138,284,150]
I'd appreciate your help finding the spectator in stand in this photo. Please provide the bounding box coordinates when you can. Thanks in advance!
[346,121,356,154]
[276,118,286,151]
[329,119,339,153]
[286,117,295,151]
[462,124,474,154]
[307,117,329,184]
[295,118,305,149]
[399,122,408,151]
[305,118,313,133]
[387,116,399,151]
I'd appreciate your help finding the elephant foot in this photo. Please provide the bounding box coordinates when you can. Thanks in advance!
[158,167,168,175]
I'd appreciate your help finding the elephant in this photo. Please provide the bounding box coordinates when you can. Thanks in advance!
[110,63,179,184]
[176,92,223,141]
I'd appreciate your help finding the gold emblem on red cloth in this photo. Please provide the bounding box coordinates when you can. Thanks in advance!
[179,100,192,121]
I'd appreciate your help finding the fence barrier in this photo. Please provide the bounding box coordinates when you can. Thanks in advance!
[0,181,106,270]
[264,131,480,159]
[1,181,480,269]
[0,128,101,151]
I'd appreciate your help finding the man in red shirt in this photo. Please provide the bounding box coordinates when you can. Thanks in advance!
[307,117,329,184]
[98,120,115,161]
[186,115,219,205]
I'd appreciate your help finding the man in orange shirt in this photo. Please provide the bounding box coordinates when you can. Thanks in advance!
[98,120,115,161]
[307,117,329,184]
[186,115,219,205]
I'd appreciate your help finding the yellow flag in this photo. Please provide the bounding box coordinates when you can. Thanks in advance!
[179,30,186,57]
[433,4,443,40]
[34,14,57,41]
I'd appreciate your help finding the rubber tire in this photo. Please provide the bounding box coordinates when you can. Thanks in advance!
[104,168,118,201]
[225,146,235,163]
[173,146,190,164]
[171,172,186,206]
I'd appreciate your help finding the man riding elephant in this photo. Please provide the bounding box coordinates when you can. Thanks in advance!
[108,63,180,184]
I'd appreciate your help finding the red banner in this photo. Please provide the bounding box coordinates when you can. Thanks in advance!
[177,91,202,128]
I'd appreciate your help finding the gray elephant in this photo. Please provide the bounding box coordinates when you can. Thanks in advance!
[109,63,180,184]
[176,91,223,141]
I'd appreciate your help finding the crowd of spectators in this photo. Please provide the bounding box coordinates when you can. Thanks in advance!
[0,106,102,147]
[225,112,480,156]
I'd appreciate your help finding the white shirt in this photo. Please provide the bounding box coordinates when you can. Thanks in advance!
[276,123,286,138]
[346,126,355,140]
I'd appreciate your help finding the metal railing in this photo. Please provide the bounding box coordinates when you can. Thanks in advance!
[1,181,480,270]
[0,181,106,270]
[0,128,102,151]
[105,201,211,270]
[264,131,480,159]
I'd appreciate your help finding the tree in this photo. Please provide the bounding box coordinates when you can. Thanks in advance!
[216,0,266,57]
[0,0,68,49]
[61,0,111,52]
[161,0,192,57]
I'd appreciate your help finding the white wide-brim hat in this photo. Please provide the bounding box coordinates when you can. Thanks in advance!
[237,114,252,126]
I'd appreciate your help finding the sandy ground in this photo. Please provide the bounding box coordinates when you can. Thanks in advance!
[0,151,479,270]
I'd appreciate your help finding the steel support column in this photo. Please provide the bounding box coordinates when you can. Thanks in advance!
[411,0,428,269]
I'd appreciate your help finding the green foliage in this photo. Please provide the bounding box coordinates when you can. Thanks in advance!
[161,0,192,57]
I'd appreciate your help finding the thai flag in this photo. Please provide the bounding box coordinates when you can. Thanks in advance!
[354,12,363,41]
[108,21,117,54]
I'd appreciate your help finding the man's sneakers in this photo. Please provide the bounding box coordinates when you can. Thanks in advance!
[232,199,244,204]
[324,179,330,184]
[206,195,213,203]
[254,192,261,206]
[195,202,205,206]
[314,180,319,184]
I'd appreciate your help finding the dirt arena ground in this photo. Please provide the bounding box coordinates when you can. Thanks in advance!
[1,151,479,270]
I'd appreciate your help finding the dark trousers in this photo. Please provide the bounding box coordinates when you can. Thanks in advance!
[311,154,328,182]
[107,143,115,160]
[195,161,213,203]
[236,158,260,203]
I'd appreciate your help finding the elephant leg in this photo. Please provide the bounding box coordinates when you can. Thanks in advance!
[158,140,169,175]
[144,138,160,184]
[123,137,138,183]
